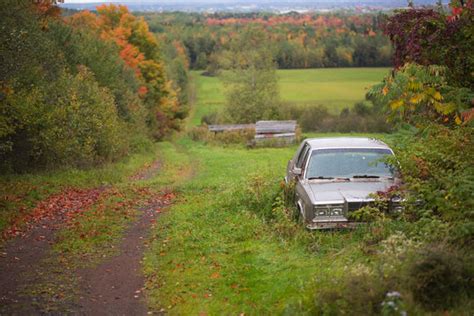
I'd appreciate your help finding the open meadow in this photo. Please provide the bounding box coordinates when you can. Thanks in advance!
[190,68,390,126]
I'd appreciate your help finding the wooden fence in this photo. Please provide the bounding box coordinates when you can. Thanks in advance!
[254,120,297,145]
[208,120,298,146]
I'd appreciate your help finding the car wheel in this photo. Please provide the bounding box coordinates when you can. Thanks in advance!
[296,205,305,225]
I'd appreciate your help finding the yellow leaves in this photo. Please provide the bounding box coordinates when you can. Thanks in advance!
[433,101,456,115]
[389,99,404,110]
[432,91,442,101]
[407,80,423,91]
[455,115,462,125]
[409,93,424,104]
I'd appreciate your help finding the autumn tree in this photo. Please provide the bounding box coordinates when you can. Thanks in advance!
[384,1,473,88]
[68,5,186,139]
[369,0,473,126]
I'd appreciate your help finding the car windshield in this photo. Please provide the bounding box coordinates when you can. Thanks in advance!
[306,148,395,179]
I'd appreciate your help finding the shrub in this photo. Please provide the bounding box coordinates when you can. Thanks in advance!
[1,67,127,171]
[349,206,385,222]
[368,63,471,126]
[201,112,219,125]
[390,124,474,223]
[407,245,472,311]
[187,125,212,142]
[214,128,254,145]
[278,102,392,133]
[187,126,255,145]
[315,270,391,315]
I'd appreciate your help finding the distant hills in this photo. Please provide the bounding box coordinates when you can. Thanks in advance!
[60,1,448,13]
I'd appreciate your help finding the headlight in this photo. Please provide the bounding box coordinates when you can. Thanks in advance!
[317,209,327,216]
[314,204,344,217]
[389,196,404,213]
[391,196,402,203]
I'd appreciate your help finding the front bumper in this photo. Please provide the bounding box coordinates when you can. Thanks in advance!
[306,220,361,230]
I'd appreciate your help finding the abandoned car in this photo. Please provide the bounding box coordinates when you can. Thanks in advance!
[285,137,402,229]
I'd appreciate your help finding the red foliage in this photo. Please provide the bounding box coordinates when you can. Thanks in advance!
[2,188,105,239]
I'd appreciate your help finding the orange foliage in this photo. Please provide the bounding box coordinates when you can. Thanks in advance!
[67,10,100,31]
[31,0,62,18]
[173,40,189,68]
[67,4,183,139]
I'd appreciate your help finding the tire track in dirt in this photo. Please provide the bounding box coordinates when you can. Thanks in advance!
[74,160,175,315]
[0,188,106,314]
[76,191,173,316]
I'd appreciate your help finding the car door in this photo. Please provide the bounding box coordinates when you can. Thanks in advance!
[294,147,313,221]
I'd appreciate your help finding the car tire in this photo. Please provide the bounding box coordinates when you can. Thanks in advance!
[296,205,305,225]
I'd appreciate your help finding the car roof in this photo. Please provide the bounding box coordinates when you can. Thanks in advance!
[305,137,392,150]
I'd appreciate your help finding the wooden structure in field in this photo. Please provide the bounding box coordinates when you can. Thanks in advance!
[208,124,255,132]
[254,120,297,145]
[207,120,298,146]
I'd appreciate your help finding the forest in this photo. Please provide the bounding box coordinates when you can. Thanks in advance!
[141,11,393,71]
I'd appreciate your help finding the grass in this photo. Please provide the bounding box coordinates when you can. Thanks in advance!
[142,67,414,313]
[190,68,389,125]
[142,138,374,314]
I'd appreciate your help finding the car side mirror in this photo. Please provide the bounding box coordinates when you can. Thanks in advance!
[292,167,302,176]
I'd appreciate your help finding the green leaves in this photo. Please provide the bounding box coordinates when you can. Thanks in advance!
[371,63,468,126]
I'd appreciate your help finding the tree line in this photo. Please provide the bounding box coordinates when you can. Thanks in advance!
[141,11,393,71]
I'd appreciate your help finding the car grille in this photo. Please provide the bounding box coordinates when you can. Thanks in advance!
[348,201,371,212]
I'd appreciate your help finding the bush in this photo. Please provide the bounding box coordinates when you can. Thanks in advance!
[390,124,474,223]
[278,102,393,133]
[407,245,472,311]
[315,270,392,315]
[1,67,127,171]
[187,126,255,145]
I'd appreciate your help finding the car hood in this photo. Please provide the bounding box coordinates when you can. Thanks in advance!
[306,180,395,204]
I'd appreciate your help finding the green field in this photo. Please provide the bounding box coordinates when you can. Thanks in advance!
[190,68,390,126]
[143,138,373,314]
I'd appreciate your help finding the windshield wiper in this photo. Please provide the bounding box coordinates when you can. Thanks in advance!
[308,176,350,181]
[308,176,334,180]
[352,175,380,178]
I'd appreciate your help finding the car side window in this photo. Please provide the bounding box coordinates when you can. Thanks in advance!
[296,144,310,168]
[301,148,312,172]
